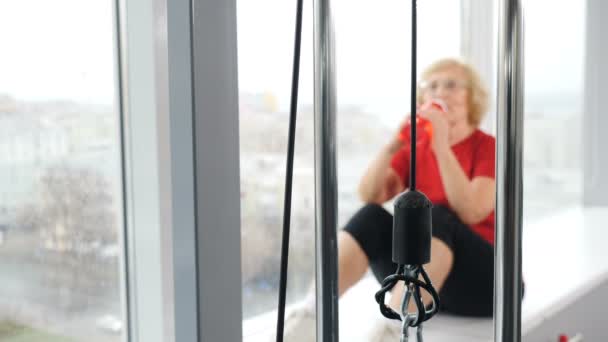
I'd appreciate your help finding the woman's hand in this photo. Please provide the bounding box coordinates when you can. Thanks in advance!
[418,107,450,153]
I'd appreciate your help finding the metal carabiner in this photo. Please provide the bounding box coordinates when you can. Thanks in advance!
[400,282,420,342]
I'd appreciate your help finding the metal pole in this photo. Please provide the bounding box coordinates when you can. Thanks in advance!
[313,0,339,341]
[495,0,524,341]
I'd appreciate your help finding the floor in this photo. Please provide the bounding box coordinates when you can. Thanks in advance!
[244,206,608,341]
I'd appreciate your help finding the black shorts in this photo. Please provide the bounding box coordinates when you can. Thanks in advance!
[343,203,495,317]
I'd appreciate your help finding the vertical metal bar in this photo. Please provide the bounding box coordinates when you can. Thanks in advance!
[495,0,524,341]
[313,0,339,341]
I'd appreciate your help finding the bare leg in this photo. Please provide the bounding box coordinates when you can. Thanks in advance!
[388,237,454,311]
[301,231,369,308]
[337,231,370,296]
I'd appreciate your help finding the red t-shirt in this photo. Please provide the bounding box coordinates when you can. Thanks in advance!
[390,129,496,245]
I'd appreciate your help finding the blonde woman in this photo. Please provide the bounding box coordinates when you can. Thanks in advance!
[280,58,498,341]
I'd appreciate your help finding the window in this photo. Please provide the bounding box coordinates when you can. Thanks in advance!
[237,0,461,330]
[522,0,585,221]
[0,1,126,341]
[237,1,314,321]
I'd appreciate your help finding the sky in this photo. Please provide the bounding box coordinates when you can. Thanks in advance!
[237,0,462,114]
[0,0,585,113]
[0,0,116,105]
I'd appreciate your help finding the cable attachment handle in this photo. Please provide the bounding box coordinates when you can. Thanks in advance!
[374,265,440,339]
[374,190,440,341]
[375,266,439,342]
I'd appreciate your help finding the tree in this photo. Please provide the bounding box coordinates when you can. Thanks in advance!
[14,165,119,312]
[25,165,117,252]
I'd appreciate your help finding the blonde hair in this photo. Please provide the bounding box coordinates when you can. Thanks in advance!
[417,58,489,127]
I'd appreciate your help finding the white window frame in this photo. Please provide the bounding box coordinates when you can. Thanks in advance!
[583,0,608,206]
[115,0,242,341]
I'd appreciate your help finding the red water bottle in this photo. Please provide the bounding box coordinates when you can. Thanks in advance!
[399,99,447,146]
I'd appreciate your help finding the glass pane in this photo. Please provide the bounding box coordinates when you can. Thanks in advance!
[0,1,126,342]
[237,0,316,323]
[523,0,585,221]
[238,0,460,339]
[520,3,591,339]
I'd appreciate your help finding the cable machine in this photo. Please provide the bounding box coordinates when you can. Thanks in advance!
[274,0,524,341]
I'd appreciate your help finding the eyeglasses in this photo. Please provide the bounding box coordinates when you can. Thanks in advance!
[418,78,469,93]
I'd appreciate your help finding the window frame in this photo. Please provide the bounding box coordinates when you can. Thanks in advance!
[116,0,242,340]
